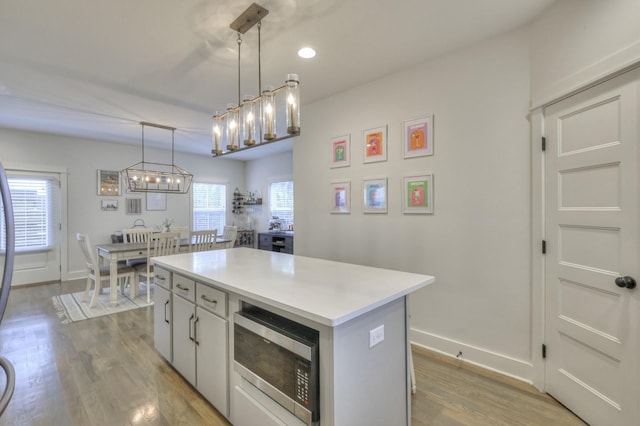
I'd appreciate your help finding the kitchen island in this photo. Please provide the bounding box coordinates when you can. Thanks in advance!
[152,248,434,426]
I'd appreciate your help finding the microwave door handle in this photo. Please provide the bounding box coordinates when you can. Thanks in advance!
[188,314,195,342]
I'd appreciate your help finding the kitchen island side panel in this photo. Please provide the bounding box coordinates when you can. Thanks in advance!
[331,297,408,425]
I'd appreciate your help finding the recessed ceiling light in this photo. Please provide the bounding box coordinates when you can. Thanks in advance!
[298,47,316,59]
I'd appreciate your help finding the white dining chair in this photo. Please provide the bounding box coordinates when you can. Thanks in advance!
[189,229,218,252]
[77,233,136,307]
[134,232,180,303]
[214,225,238,249]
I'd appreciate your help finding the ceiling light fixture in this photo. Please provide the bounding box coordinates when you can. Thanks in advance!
[121,122,193,194]
[298,47,316,59]
[212,3,301,157]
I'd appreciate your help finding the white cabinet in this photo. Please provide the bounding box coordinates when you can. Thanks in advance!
[153,267,172,362]
[233,385,288,426]
[172,293,196,386]
[169,274,229,418]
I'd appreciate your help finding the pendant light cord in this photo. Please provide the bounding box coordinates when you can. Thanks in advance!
[237,32,242,107]
[258,19,262,94]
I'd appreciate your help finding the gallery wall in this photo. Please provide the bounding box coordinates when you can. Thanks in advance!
[294,28,535,379]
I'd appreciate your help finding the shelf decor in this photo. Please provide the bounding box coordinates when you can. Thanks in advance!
[363,177,387,214]
[330,181,351,214]
[403,115,433,158]
[402,173,434,214]
[330,134,350,168]
[97,170,120,196]
[363,125,387,164]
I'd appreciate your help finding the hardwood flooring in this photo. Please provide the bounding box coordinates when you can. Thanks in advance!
[0,281,585,425]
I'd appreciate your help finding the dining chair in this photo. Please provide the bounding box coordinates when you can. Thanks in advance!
[189,229,218,252]
[214,225,238,249]
[134,232,180,303]
[76,233,136,308]
[170,226,189,239]
[122,227,153,267]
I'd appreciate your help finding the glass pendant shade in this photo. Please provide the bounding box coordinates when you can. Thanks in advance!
[226,103,239,151]
[286,73,300,134]
[242,95,256,146]
[261,86,276,141]
[212,112,223,155]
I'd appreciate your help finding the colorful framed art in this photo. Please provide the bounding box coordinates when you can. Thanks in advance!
[403,116,433,159]
[362,177,387,214]
[330,181,351,214]
[97,169,121,196]
[330,134,350,168]
[402,173,433,214]
[363,125,387,164]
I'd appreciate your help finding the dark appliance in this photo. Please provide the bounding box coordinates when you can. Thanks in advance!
[0,161,16,416]
[234,304,319,425]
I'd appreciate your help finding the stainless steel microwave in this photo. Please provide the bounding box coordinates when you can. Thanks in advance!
[233,305,319,425]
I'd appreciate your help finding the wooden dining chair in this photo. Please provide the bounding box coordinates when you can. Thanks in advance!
[214,225,238,249]
[76,233,136,307]
[122,227,152,243]
[134,232,180,303]
[189,229,218,252]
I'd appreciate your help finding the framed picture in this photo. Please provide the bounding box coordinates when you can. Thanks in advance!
[146,192,167,211]
[330,181,350,214]
[402,173,434,214]
[363,125,387,163]
[126,198,142,215]
[101,199,118,211]
[363,177,387,214]
[97,169,121,196]
[330,134,350,168]
[403,116,433,158]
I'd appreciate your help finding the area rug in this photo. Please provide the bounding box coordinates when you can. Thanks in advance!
[52,284,154,324]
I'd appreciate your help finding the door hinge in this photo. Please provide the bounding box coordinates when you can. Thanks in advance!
[542,240,546,254]
[541,136,546,151]
[542,344,547,359]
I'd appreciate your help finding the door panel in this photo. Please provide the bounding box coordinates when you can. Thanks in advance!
[545,70,639,426]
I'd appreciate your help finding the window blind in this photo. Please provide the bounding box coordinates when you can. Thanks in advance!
[269,181,294,227]
[1,177,58,252]
[192,182,226,233]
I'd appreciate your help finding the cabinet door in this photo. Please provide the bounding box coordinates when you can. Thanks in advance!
[233,386,288,426]
[196,307,228,417]
[172,295,196,386]
[153,285,172,361]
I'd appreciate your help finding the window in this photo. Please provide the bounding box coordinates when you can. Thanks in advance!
[269,180,294,227]
[1,177,57,252]
[192,183,226,233]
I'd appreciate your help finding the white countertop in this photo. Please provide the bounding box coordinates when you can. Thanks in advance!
[152,248,434,327]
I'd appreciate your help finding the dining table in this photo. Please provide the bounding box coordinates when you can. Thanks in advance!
[95,237,231,306]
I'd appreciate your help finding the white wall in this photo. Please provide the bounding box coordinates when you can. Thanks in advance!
[245,151,293,233]
[530,0,640,107]
[294,28,534,378]
[0,127,244,279]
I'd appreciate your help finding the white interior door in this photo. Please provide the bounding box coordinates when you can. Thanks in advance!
[544,70,640,426]
[7,170,61,285]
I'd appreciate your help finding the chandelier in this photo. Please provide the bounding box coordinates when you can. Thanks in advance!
[211,3,300,157]
[121,122,194,194]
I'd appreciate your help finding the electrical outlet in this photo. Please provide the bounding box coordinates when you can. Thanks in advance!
[369,325,384,348]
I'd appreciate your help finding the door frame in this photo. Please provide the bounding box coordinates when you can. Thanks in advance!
[5,162,69,285]
[529,63,640,392]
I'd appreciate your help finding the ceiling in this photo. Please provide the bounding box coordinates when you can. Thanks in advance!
[0,0,555,160]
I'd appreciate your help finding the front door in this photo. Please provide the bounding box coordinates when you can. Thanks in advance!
[7,170,61,285]
[544,69,639,425]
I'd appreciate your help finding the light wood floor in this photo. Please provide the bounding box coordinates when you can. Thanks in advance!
[0,281,586,425]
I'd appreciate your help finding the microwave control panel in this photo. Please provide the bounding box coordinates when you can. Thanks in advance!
[295,358,311,406]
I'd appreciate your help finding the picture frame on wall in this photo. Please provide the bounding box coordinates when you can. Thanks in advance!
[330,134,350,168]
[403,115,433,159]
[126,198,142,215]
[363,125,387,163]
[402,173,434,214]
[330,181,351,214]
[101,199,118,211]
[363,177,387,214]
[97,169,121,196]
[146,192,167,211]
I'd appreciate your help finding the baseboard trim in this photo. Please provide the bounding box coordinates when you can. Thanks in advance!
[411,328,534,386]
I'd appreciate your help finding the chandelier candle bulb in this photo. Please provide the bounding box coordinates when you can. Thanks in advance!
[286,73,300,134]
[226,104,239,151]
[261,86,276,140]
[242,95,256,146]
[212,113,223,155]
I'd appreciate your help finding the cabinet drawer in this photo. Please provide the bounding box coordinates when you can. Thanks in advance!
[196,283,227,318]
[173,274,196,302]
[154,267,171,290]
